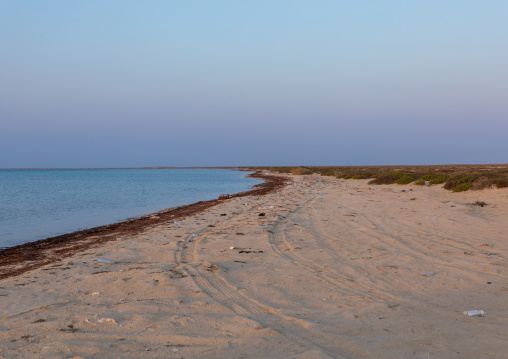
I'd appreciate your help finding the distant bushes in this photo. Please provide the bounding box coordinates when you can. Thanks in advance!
[369,170,507,192]
[368,174,398,185]
[352,174,368,179]
[396,174,415,185]
[368,172,414,185]
[290,167,313,175]
[270,167,291,174]
[444,174,478,192]
[471,177,494,190]
[254,165,508,192]
[414,174,448,185]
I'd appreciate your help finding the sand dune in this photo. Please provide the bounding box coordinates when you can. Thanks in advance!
[1,174,506,358]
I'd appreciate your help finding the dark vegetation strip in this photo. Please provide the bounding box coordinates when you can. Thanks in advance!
[0,171,287,280]
[251,164,508,192]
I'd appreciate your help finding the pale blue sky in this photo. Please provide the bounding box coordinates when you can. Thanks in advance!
[1,1,507,167]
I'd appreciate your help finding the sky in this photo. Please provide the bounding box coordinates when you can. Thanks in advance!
[1,1,507,168]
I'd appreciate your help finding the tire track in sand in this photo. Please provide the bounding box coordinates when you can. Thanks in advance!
[173,194,363,359]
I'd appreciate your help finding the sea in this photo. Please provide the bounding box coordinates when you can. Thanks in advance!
[0,169,262,249]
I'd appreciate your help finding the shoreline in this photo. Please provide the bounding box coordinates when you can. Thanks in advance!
[0,171,287,280]
[0,174,506,358]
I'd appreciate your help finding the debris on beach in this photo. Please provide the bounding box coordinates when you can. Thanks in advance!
[463,310,485,316]
[58,325,78,332]
[97,257,119,264]
[205,264,219,272]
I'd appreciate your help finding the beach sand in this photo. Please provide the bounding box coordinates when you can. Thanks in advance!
[1,174,507,358]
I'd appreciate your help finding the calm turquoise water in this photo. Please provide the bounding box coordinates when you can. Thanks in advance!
[0,169,261,249]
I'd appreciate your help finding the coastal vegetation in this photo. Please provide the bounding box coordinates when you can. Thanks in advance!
[470,201,487,207]
[251,165,508,192]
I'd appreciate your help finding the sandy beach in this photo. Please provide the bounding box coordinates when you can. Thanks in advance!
[1,174,507,358]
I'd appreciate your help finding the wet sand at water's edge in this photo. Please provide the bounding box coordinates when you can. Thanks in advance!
[1,174,507,358]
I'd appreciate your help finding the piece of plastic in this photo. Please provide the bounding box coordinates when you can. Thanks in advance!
[463,310,485,316]
[97,257,119,264]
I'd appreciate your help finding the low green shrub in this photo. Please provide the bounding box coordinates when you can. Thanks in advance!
[396,175,414,185]
[460,175,476,183]
[368,174,398,185]
[415,174,448,185]
[453,183,473,192]
[444,174,478,191]
[352,174,367,179]
[419,175,435,181]
[430,176,448,184]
